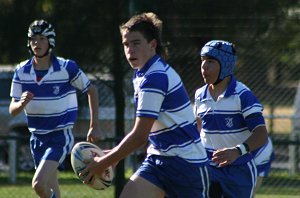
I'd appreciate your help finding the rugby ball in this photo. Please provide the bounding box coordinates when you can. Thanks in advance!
[70,141,114,190]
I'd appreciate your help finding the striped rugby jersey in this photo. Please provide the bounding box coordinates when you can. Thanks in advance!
[194,76,266,164]
[133,55,208,166]
[10,55,91,134]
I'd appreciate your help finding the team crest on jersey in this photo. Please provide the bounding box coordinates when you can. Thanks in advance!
[53,86,60,95]
[225,117,233,128]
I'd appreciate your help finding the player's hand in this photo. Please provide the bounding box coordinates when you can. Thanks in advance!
[212,147,240,167]
[20,91,34,107]
[80,156,106,185]
[86,125,103,143]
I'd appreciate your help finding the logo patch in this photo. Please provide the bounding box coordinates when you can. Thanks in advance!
[53,86,60,95]
[225,117,233,128]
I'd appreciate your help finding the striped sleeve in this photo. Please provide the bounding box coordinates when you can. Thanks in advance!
[240,90,265,131]
[66,61,91,93]
[136,72,168,118]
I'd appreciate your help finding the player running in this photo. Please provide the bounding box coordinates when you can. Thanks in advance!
[81,12,210,198]
[9,20,101,198]
[194,40,268,198]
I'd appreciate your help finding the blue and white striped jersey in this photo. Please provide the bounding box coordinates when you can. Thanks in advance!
[194,76,266,164]
[10,55,91,134]
[133,55,208,166]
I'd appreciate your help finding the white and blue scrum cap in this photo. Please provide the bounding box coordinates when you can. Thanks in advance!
[200,40,236,81]
[27,20,56,50]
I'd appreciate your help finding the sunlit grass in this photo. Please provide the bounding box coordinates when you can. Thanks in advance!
[1,169,300,198]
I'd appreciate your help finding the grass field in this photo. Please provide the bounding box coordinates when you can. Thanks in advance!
[1,170,300,198]
[0,171,114,198]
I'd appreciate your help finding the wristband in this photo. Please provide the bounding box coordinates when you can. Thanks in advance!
[236,143,248,156]
[243,143,250,152]
[235,146,242,155]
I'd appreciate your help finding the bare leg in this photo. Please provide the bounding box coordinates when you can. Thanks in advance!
[32,160,60,198]
[49,170,60,198]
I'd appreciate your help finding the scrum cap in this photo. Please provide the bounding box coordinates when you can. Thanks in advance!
[27,20,56,54]
[200,40,236,81]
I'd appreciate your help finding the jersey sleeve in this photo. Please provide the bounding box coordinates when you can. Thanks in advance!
[66,60,91,93]
[136,73,168,119]
[10,69,22,101]
[240,90,266,132]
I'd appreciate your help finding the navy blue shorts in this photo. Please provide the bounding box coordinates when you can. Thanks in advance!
[209,160,257,198]
[30,129,74,170]
[134,155,210,198]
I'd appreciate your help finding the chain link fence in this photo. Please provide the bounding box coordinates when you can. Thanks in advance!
[169,45,300,197]
[1,34,300,198]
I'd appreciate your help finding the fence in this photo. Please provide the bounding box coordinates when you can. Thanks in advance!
[1,43,300,197]
[171,45,300,197]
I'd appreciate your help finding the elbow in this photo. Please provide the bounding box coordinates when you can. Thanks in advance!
[9,109,18,117]
[9,107,14,116]
[9,104,19,117]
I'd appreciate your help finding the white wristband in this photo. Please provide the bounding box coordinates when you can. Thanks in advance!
[236,144,247,155]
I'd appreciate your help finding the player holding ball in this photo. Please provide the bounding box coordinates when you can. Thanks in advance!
[194,40,268,198]
[81,12,210,198]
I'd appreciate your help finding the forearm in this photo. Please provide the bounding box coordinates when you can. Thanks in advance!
[87,85,99,128]
[102,130,147,168]
[100,117,153,169]
[9,101,24,117]
[244,125,268,152]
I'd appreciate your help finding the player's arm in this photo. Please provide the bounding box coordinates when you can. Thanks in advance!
[213,122,268,167]
[81,116,154,183]
[9,91,34,116]
[86,84,101,142]
[243,125,268,152]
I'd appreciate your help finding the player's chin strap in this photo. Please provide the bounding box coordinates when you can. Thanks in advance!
[34,48,51,58]
[213,72,223,85]
[213,74,232,85]
[213,78,222,85]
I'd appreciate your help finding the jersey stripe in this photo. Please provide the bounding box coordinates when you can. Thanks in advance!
[10,56,91,134]
[134,55,208,166]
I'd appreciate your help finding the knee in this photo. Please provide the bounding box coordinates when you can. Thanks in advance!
[32,179,47,196]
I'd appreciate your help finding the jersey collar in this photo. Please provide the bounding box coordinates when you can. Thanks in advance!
[199,75,237,100]
[224,75,237,97]
[23,55,61,74]
[135,54,160,77]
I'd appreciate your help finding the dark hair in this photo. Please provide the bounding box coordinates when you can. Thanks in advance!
[120,12,167,59]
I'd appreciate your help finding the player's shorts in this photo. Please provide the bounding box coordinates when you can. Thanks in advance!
[133,154,210,198]
[30,128,74,171]
[209,160,257,198]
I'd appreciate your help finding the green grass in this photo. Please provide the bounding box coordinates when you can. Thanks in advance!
[1,169,300,198]
[255,170,300,198]
[0,171,114,198]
